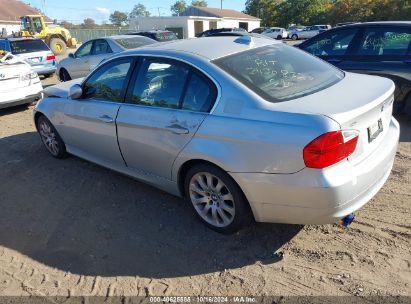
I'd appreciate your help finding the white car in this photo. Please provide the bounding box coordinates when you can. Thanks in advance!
[0,52,43,109]
[262,27,288,39]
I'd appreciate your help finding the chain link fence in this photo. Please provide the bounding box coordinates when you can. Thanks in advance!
[70,29,132,43]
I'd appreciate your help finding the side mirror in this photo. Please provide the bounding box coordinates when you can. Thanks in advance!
[68,53,75,59]
[69,84,83,99]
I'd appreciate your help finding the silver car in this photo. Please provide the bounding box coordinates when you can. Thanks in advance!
[57,35,156,81]
[34,36,399,233]
[289,25,327,40]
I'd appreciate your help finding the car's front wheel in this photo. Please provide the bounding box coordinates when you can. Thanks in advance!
[184,164,251,234]
[59,68,71,82]
[291,34,298,40]
[37,115,67,158]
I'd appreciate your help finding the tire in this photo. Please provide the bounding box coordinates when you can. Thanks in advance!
[50,38,67,56]
[276,35,282,40]
[404,94,411,119]
[291,34,298,40]
[37,115,67,159]
[184,163,252,234]
[59,68,71,82]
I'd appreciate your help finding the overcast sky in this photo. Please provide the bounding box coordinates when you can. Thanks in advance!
[25,0,246,24]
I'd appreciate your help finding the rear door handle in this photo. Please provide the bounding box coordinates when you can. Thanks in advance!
[166,124,189,134]
[98,115,114,123]
[327,58,342,63]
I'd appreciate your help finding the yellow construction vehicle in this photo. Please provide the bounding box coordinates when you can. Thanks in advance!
[19,15,77,55]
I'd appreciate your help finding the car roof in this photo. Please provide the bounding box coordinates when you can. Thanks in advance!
[122,36,279,60]
[107,34,155,40]
[338,21,411,28]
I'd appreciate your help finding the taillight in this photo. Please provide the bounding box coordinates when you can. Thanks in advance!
[303,130,359,169]
[46,54,55,61]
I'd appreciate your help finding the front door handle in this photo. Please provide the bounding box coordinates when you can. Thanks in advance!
[166,124,189,134]
[98,114,114,123]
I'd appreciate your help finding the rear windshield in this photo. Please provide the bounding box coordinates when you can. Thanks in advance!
[213,44,344,102]
[10,39,49,54]
[154,32,178,41]
[114,37,155,49]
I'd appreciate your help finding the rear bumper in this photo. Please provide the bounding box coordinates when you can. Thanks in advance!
[0,92,42,109]
[0,81,43,109]
[230,117,400,225]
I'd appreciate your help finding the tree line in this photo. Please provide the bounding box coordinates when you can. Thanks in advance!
[244,0,411,27]
[60,1,208,29]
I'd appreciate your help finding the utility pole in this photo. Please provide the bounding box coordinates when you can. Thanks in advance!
[220,0,223,9]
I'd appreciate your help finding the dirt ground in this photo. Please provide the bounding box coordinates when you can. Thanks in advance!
[0,73,410,299]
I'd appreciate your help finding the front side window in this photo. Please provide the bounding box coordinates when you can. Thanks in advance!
[93,39,112,55]
[303,28,358,56]
[75,41,93,58]
[357,27,411,56]
[214,44,344,102]
[130,59,189,109]
[83,59,133,102]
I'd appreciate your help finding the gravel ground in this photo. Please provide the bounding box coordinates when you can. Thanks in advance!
[0,54,410,298]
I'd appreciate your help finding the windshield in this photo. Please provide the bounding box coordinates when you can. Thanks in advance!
[213,44,344,102]
[114,37,155,49]
[10,39,49,54]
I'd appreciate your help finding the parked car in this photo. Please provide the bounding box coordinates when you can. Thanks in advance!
[0,37,56,77]
[289,25,327,40]
[249,27,269,34]
[199,31,269,39]
[0,52,42,109]
[197,28,247,37]
[57,35,156,81]
[298,21,411,116]
[35,36,399,233]
[287,25,306,32]
[127,30,179,41]
[261,27,288,39]
[335,22,358,27]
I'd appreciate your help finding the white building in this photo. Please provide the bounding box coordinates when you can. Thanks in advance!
[129,6,261,39]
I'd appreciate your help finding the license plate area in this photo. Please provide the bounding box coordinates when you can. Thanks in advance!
[367,118,383,143]
[30,57,41,63]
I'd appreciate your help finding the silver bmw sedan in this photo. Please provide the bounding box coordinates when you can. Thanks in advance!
[34,36,400,233]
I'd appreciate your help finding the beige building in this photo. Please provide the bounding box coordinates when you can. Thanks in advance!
[129,6,261,39]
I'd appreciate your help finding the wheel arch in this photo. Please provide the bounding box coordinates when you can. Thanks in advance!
[33,111,45,131]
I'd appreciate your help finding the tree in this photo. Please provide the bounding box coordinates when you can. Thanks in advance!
[171,0,187,16]
[191,0,207,7]
[81,18,96,29]
[129,3,151,19]
[60,20,76,29]
[109,11,128,26]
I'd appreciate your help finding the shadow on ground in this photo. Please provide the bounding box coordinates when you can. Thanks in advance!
[0,132,302,278]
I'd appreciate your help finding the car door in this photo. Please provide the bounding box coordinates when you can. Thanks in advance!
[69,40,94,78]
[300,27,360,67]
[88,39,113,72]
[341,26,411,105]
[59,57,135,167]
[116,57,217,180]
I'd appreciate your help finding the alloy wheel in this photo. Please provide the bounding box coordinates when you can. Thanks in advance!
[39,120,60,156]
[189,172,235,228]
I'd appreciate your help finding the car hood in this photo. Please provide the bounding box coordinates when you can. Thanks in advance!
[42,78,83,98]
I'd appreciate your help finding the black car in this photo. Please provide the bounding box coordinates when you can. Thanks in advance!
[298,21,411,116]
[197,27,246,37]
[128,30,178,42]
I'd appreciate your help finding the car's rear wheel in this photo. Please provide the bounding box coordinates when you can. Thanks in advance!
[37,115,67,158]
[59,69,71,82]
[291,34,298,40]
[184,164,251,234]
[277,35,282,40]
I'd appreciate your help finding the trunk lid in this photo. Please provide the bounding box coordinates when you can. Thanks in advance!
[276,72,395,163]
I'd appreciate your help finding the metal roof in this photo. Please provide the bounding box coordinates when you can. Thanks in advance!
[0,0,52,23]
[180,6,260,20]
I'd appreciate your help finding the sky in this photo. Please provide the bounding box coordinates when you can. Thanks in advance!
[24,0,246,24]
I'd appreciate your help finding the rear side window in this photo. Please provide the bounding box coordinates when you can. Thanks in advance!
[93,40,112,55]
[10,39,49,54]
[357,27,411,56]
[154,32,178,42]
[303,28,358,56]
[214,44,344,102]
[114,37,155,49]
